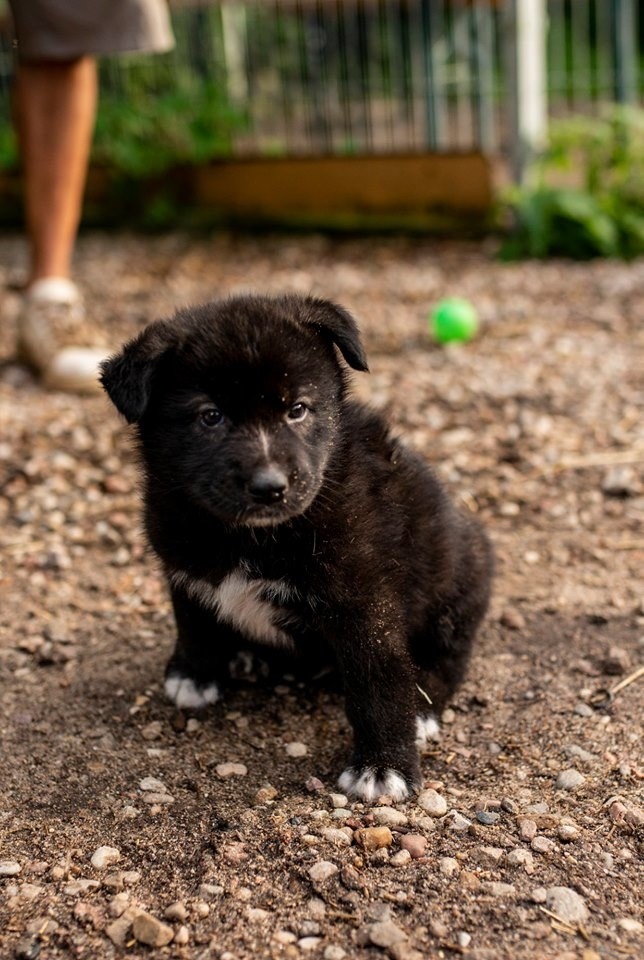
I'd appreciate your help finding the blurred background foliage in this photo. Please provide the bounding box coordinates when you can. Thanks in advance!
[0,0,641,255]
[502,107,644,259]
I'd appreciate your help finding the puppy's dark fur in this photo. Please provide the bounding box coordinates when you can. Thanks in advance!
[101,294,492,800]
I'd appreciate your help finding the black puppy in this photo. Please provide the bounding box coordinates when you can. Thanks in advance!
[101,294,492,801]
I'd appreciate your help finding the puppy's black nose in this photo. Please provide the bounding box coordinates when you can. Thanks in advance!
[248,466,288,504]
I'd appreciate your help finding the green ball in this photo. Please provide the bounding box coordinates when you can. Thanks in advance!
[430,298,479,343]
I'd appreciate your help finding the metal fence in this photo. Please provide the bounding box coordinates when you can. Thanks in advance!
[0,0,642,161]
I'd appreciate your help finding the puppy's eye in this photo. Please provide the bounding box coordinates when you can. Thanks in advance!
[199,406,224,428]
[287,402,308,422]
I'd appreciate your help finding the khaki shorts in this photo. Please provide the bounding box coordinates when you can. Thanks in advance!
[8,0,174,61]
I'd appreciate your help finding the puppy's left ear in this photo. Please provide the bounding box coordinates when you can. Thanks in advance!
[303,297,369,372]
[100,320,176,424]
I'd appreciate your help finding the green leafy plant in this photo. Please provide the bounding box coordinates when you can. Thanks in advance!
[501,107,644,259]
[0,58,246,177]
[92,60,246,176]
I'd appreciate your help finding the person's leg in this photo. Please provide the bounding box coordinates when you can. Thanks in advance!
[15,56,98,286]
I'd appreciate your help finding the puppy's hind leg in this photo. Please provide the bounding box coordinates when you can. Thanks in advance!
[165,586,236,710]
[413,533,493,744]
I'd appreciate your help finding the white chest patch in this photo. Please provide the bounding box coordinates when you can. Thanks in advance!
[170,568,296,648]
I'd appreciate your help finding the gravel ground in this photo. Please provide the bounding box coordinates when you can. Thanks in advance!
[0,233,643,960]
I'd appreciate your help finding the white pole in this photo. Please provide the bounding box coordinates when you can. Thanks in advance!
[506,0,548,184]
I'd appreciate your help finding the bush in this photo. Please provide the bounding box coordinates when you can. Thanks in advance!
[92,61,246,176]
[0,58,246,177]
[501,107,644,259]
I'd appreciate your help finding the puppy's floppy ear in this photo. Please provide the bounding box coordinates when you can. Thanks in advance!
[100,320,176,423]
[302,297,369,372]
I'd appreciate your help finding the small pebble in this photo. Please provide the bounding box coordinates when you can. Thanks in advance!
[108,893,130,917]
[518,818,537,841]
[506,848,535,873]
[429,918,449,939]
[139,776,168,792]
[308,860,338,882]
[602,645,630,674]
[439,857,459,877]
[320,828,352,847]
[372,807,408,828]
[274,931,297,945]
[254,785,278,805]
[390,849,412,866]
[141,791,175,805]
[63,879,99,896]
[500,608,525,630]
[323,947,346,960]
[101,871,126,891]
[531,836,557,855]
[574,703,593,718]
[174,926,190,945]
[602,465,638,497]
[446,811,472,831]
[399,834,427,859]
[355,826,393,851]
[485,882,516,897]
[306,898,326,920]
[564,744,595,764]
[530,887,548,903]
[476,810,499,825]
[90,846,121,870]
[457,932,471,948]
[298,937,323,951]
[284,741,307,757]
[555,769,585,791]
[132,912,174,947]
[479,846,503,862]
[0,861,21,877]
[164,901,188,921]
[247,907,271,922]
[617,918,643,934]
[329,793,348,809]
[193,901,210,918]
[545,886,589,924]
[105,909,137,948]
[140,721,162,741]
[501,797,518,814]
[417,789,447,817]
[199,883,224,899]
[223,842,248,863]
[305,777,325,792]
[368,920,407,948]
[558,823,580,842]
[216,762,247,778]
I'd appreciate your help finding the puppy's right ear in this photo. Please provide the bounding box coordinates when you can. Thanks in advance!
[100,320,175,424]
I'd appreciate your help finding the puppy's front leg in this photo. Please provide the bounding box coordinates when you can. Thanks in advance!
[164,585,235,710]
[331,618,421,802]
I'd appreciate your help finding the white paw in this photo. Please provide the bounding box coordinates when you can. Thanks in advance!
[415,714,441,745]
[164,674,220,710]
[338,767,410,802]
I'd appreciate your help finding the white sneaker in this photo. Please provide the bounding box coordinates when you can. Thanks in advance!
[16,278,109,394]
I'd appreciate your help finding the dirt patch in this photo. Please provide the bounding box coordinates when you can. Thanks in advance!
[1,234,642,960]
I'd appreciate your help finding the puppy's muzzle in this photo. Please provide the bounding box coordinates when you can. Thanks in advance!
[248,466,289,504]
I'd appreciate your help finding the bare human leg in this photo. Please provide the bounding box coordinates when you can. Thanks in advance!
[14,57,108,392]
[16,56,97,285]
